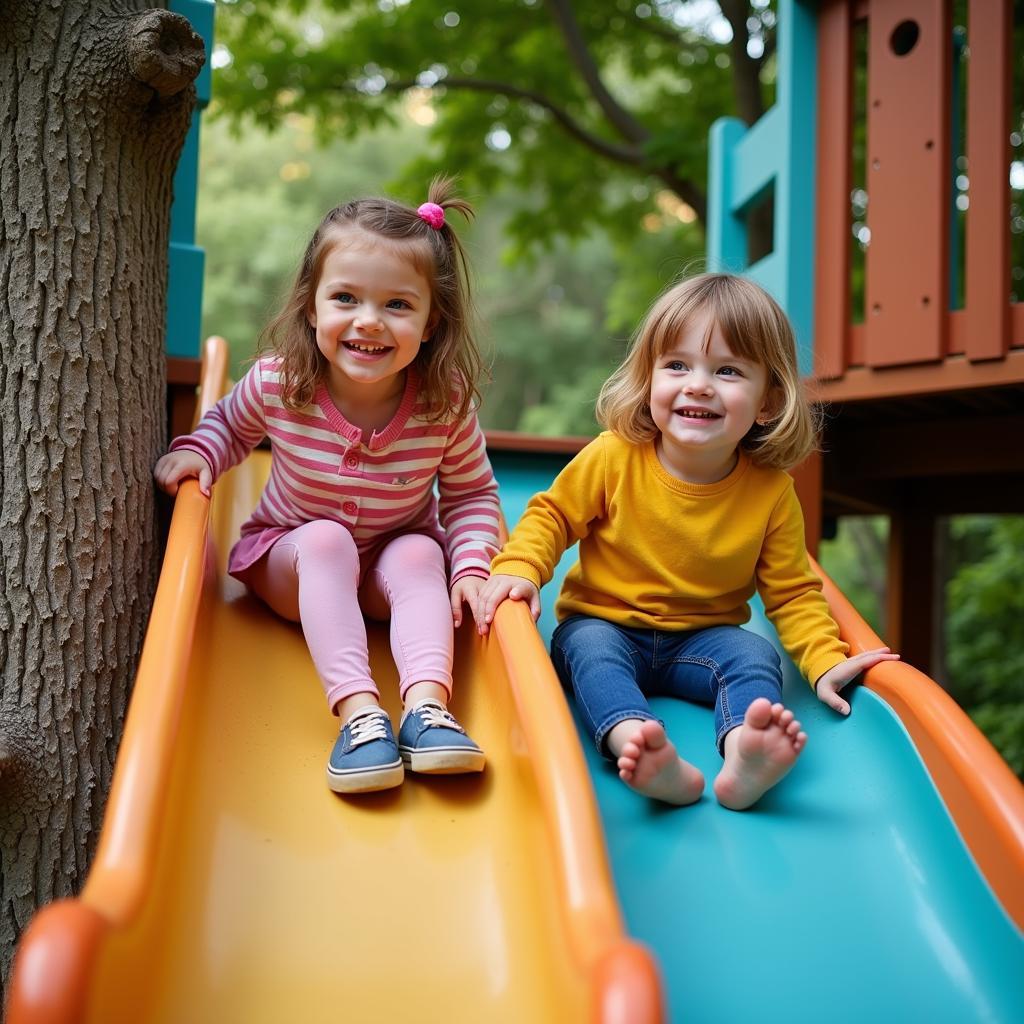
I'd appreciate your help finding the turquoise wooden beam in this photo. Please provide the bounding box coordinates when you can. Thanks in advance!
[166,0,214,359]
[706,0,818,376]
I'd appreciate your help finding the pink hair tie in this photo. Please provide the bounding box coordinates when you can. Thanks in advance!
[417,202,445,230]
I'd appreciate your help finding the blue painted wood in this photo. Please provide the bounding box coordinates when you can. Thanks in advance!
[166,0,214,359]
[491,448,1024,1024]
[706,0,818,375]
[707,117,747,274]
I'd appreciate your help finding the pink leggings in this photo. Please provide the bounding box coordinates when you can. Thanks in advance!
[245,521,453,713]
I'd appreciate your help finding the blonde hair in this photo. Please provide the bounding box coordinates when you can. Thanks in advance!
[261,176,483,422]
[596,273,820,470]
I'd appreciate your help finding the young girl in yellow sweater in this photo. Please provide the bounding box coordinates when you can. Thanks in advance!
[477,273,898,809]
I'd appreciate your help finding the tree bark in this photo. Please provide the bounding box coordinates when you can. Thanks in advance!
[0,0,203,987]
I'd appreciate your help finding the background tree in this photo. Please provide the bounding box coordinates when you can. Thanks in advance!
[944,517,1024,777]
[212,0,777,269]
[196,111,633,434]
[0,1,203,984]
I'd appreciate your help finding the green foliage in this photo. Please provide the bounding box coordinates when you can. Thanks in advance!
[211,0,774,255]
[945,517,1024,711]
[818,515,1024,777]
[202,0,765,425]
[196,114,438,374]
[971,703,1024,779]
[817,517,887,635]
[196,112,682,433]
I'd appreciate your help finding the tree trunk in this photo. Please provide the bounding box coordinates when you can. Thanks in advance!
[0,0,203,987]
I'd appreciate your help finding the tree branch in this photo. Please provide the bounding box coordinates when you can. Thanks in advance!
[630,12,690,46]
[388,76,644,166]
[543,0,650,144]
[126,10,205,98]
[719,0,765,125]
[653,168,707,226]
[391,75,707,225]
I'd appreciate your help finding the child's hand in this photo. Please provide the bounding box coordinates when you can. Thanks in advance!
[814,647,901,715]
[154,450,213,497]
[475,574,541,635]
[450,576,486,630]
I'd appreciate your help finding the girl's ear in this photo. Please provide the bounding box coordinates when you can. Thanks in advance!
[756,385,782,426]
[423,309,441,342]
[307,308,317,330]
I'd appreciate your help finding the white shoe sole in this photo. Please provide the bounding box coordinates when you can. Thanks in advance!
[326,761,405,793]
[400,748,486,774]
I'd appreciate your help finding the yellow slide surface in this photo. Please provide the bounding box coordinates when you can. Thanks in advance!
[8,339,660,1024]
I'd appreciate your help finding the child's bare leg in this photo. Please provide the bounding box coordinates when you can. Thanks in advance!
[335,692,382,722]
[713,698,806,810]
[607,719,704,806]
[403,681,449,710]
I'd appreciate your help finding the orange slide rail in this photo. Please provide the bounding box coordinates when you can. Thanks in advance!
[6,336,662,1023]
[813,556,1024,931]
[490,598,663,1021]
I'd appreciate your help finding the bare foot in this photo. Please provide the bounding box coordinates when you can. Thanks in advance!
[713,698,806,811]
[612,720,705,806]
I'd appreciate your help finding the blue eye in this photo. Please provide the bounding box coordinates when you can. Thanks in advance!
[333,292,355,304]
[718,365,741,377]
[666,360,686,371]
[386,299,411,310]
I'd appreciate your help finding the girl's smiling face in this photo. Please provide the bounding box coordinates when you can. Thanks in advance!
[308,230,436,405]
[649,309,773,483]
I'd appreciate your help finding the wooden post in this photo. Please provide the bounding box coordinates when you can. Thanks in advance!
[865,0,951,367]
[964,0,1012,361]
[791,451,824,556]
[887,500,936,672]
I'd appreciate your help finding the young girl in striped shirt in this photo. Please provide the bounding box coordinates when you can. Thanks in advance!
[155,179,500,794]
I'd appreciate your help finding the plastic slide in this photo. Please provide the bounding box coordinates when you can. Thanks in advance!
[9,342,1023,1023]
[6,339,661,1023]
[493,450,1024,1024]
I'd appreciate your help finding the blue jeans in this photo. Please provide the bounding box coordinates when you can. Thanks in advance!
[551,615,783,758]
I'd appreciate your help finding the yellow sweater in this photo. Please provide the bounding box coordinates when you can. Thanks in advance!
[492,432,848,687]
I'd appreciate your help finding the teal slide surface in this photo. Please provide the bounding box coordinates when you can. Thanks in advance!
[492,449,1024,1024]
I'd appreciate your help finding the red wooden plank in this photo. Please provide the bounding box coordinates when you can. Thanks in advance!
[814,0,854,380]
[811,341,1024,401]
[865,0,951,366]
[964,0,1012,361]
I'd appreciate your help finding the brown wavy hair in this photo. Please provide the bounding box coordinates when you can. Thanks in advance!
[260,176,483,422]
[596,273,820,470]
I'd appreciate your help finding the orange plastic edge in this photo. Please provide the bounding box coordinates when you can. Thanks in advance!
[6,902,108,1024]
[492,601,665,1023]
[6,337,229,1024]
[812,556,1024,931]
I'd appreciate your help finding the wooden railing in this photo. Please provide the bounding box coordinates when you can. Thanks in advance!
[813,0,1022,398]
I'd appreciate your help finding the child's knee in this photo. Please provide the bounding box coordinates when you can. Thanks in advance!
[381,533,445,576]
[293,520,359,564]
[724,628,783,677]
[748,633,783,679]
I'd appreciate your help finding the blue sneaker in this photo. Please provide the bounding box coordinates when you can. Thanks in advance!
[327,706,404,793]
[398,699,485,774]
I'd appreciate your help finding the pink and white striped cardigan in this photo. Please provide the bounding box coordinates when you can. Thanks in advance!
[170,358,502,585]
